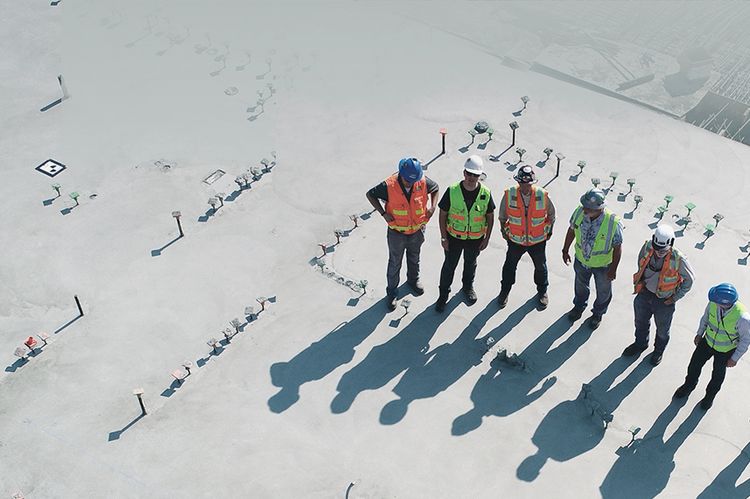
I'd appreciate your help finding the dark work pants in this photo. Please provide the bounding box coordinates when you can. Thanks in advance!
[500,240,548,294]
[633,290,676,353]
[683,337,735,400]
[386,228,425,298]
[439,236,482,296]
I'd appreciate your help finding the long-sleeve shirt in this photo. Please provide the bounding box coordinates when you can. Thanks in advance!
[636,242,695,301]
[498,189,556,230]
[695,304,750,362]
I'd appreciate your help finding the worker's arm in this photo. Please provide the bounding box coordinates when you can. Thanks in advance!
[366,191,393,222]
[480,211,495,251]
[694,304,710,346]
[729,313,750,366]
[546,194,557,240]
[427,189,439,219]
[562,227,575,265]
[439,209,449,251]
[607,244,622,281]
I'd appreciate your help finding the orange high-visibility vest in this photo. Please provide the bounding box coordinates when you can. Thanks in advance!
[384,174,428,234]
[504,185,550,246]
[632,240,683,298]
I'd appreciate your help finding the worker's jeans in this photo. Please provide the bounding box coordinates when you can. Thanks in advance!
[683,337,735,400]
[439,236,483,297]
[500,240,548,295]
[573,258,612,316]
[633,290,676,353]
[386,227,424,298]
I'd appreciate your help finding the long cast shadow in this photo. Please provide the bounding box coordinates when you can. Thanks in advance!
[53,314,81,334]
[108,413,145,441]
[698,441,750,498]
[151,235,182,257]
[330,297,462,415]
[516,355,652,481]
[453,313,588,436]
[380,297,536,425]
[599,401,707,498]
[268,300,390,413]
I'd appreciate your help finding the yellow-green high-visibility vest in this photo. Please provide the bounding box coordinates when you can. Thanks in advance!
[705,301,747,352]
[572,207,618,268]
[446,182,490,240]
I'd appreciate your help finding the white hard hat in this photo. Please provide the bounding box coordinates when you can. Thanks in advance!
[464,155,484,175]
[652,224,675,248]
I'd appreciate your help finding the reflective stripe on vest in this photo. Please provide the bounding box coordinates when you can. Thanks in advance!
[705,301,747,352]
[447,182,490,240]
[384,173,428,234]
[632,241,683,298]
[505,185,550,246]
[573,207,618,268]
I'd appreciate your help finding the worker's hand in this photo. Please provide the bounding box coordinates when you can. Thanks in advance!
[441,238,449,251]
[562,251,571,266]
[479,238,489,251]
[426,207,436,220]
[382,213,395,223]
[694,335,701,346]
[607,267,617,281]
[546,232,553,241]
[502,230,510,242]
[727,358,738,368]
[664,296,675,305]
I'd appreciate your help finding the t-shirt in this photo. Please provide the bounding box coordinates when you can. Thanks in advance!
[438,182,495,213]
[368,176,439,201]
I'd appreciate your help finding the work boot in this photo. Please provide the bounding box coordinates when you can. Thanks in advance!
[387,295,397,312]
[673,384,693,399]
[567,307,584,322]
[649,351,663,367]
[435,295,448,313]
[497,291,509,309]
[537,292,549,310]
[699,395,715,411]
[622,342,648,357]
[463,287,478,305]
[408,279,424,296]
[588,314,603,330]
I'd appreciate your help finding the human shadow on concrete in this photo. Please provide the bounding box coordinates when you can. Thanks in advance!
[452,314,590,436]
[697,441,750,498]
[330,297,462,415]
[380,298,536,425]
[268,300,390,413]
[599,401,706,498]
[515,355,651,481]
[108,413,145,441]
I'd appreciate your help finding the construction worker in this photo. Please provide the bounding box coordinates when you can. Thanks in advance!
[623,225,695,366]
[497,165,556,310]
[562,189,622,330]
[436,155,495,312]
[673,283,750,410]
[366,158,439,311]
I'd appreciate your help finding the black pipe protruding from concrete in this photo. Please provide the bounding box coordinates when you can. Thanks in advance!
[74,295,84,316]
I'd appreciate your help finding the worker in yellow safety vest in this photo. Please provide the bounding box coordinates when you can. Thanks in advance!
[367,158,439,311]
[562,189,623,330]
[674,283,750,410]
[436,155,495,312]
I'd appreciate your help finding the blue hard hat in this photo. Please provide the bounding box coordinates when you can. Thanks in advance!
[398,157,423,183]
[708,283,738,305]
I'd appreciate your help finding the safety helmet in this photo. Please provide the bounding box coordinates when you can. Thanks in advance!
[464,155,485,176]
[652,225,675,249]
[580,189,606,209]
[398,157,423,183]
[513,165,536,184]
[708,283,738,305]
